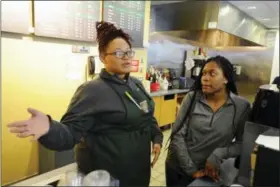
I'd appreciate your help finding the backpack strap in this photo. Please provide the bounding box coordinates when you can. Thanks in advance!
[165,91,198,149]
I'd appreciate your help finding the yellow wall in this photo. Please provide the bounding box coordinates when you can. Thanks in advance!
[1,35,93,185]
[132,1,151,79]
[1,1,151,185]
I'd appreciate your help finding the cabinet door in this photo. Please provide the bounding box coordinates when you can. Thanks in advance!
[159,94,177,127]
[152,96,161,124]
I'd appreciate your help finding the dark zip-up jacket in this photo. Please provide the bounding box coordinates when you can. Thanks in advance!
[166,91,251,178]
[39,69,163,187]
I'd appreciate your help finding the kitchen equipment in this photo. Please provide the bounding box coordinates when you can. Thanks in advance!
[179,77,195,89]
[237,122,279,187]
[150,82,160,92]
[250,84,279,129]
[57,170,119,186]
[233,64,242,75]
[58,171,84,186]
[171,78,180,89]
[83,170,111,186]
[162,77,169,91]
[252,143,280,187]
[66,171,84,186]
[184,57,195,78]
[168,68,177,80]
[191,59,204,80]
[143,80,151,93]
[168,68,180,90]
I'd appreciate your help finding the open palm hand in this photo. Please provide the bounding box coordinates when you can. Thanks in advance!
[7,108,50,141]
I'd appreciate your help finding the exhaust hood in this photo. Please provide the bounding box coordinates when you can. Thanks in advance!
[150,1,268,48]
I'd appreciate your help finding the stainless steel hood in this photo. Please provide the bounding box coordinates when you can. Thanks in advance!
[150,1,268,48]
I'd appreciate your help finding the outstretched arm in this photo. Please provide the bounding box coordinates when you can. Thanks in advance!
[39,82,96,151]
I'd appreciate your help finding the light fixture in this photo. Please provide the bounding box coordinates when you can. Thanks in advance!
[220,5,230,16]
[261,18,271,21]
[247,6,256,9]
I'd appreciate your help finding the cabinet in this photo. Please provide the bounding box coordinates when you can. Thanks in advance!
[152,96,161,123]
[152,94,177,127]
[39,145,75,174]
[159,94,177,126]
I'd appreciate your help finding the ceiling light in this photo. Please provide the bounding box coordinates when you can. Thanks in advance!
[247,6,256,10]
[220,5,230,16]
[261,18,271,21]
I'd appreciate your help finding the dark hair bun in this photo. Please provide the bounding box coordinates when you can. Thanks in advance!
[95,21,132,54]
[96,21,118,42]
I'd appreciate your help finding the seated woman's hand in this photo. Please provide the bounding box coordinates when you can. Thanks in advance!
[204,161,220,182]
[192,170,205,178]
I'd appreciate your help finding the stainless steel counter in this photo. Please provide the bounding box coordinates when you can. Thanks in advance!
[149,89,189,97]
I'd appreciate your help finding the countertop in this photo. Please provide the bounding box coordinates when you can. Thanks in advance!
[149,89,189,97]
[11,163,77,186]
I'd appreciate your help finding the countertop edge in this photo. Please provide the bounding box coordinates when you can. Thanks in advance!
[149,89,189,97]
[11,163,77,186]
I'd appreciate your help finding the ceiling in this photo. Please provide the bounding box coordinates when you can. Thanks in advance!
[151,1,279,29]
[229,1,279,29]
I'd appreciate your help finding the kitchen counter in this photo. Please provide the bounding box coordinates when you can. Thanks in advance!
[11,163,77,186]
[150,89,189,127]
[149,89,189,97]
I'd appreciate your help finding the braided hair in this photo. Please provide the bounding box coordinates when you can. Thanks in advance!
[193,55,238,95]
[167,55,238,148]
[96,21,132,55]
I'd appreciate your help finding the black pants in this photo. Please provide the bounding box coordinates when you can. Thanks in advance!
[165,162,194,187]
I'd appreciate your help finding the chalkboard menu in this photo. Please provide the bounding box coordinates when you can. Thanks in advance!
[103,1,145,48]
[34,1,101,42]
[1,1,32,34]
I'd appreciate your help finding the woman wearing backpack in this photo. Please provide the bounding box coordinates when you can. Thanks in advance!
[166,56,251,186]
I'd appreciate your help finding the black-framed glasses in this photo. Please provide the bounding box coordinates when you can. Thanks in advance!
[105,49,135,59]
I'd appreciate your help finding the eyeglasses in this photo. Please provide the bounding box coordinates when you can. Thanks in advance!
[105,50,135,59]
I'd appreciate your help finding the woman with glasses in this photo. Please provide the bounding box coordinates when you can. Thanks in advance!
[7,21,163,187]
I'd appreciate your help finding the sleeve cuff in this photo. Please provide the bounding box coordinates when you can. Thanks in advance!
[181,160,199,176]
[38,115,59,144]
[207,147,227,169]
[207,154,222,169]
[152,135,163,147]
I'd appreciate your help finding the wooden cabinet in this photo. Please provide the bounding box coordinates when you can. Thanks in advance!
[159,94,177,127]
[152,94,177,127]
[152,96,161,123]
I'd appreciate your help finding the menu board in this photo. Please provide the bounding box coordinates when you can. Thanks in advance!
[103,1,145,48]
[1,1,32,34]
[34,1,101,42]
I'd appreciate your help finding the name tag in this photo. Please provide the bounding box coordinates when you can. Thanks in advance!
[140,100,149,113]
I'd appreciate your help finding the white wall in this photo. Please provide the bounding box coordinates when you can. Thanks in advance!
[270,30,279,83]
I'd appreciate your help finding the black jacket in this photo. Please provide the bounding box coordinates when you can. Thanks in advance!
[39,69,163,187]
